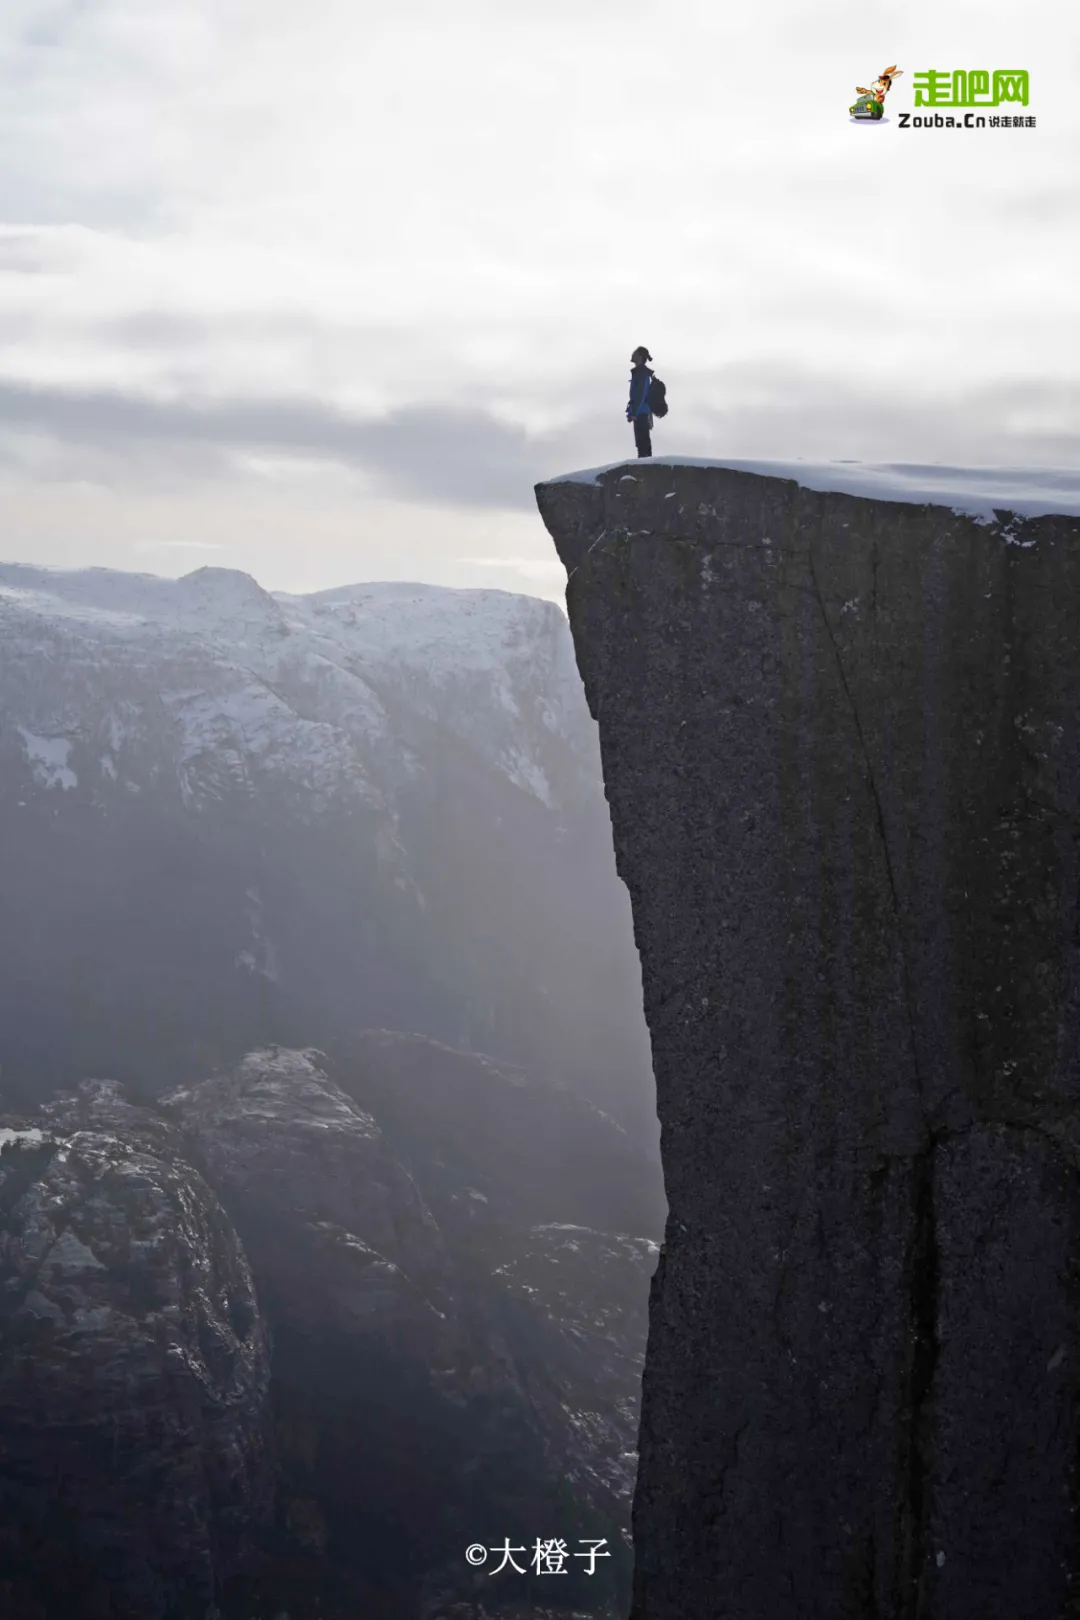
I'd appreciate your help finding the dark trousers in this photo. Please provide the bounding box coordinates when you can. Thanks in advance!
[633,415,652,457]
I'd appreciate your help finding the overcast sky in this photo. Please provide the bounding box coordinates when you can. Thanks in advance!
[0,0,1075,602]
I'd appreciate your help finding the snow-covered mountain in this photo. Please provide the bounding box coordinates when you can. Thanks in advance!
[0,563,653,1142]
[0,565,592,811]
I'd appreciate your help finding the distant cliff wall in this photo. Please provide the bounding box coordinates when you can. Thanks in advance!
[536,459,1080,1619]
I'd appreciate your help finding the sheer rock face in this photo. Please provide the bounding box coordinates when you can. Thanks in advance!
[536,461,1080,1620]
[0,1084,273,1620]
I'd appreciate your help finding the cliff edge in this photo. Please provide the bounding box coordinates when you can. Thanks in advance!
[536,457,1080,1619]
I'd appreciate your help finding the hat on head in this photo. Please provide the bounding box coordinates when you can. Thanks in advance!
[632,345,652,361]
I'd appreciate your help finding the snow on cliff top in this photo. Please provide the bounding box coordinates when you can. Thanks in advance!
[548,458,1080,521]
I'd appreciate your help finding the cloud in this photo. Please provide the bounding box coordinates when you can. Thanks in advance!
[0,0,1074,595]
[0,234,57,274]
[0,368,1075,519]
[456,555,566,581]
[133,538,221,552]
[0,377,554,505]
[997,184,1080,223]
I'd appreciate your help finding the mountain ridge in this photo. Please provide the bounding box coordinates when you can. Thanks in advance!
[0,558,655,1143]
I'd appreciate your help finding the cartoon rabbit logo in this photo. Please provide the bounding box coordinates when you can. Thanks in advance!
[849,65,902,121]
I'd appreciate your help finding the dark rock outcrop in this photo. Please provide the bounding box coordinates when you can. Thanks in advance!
[536,460,1080,1619]
[162,1048,457,1357]
[162,1045,640,1616]
[0,1086,273,1620]
[0,1036,654,1618]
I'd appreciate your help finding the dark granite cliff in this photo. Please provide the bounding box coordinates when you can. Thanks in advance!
[536,458,1080,1619]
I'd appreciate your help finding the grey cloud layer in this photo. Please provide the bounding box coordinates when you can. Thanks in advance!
[0,371,1076,512]
[0,379,546,505]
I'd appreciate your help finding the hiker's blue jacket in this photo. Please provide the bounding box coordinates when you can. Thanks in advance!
[627,367,653,420]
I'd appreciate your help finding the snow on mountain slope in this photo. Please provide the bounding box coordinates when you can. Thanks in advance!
[0,564,592,812]
[278,581,587,805]
[0,561,655,1141]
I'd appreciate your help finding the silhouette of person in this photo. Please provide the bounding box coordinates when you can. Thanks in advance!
[626,346,654,458]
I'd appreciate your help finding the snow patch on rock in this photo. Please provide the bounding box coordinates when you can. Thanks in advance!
[550,457,1080,523]
[0,1128,45,1148]
[16,727,78,790]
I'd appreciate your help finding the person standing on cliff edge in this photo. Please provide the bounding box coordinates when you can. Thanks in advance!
[626,346,655,458]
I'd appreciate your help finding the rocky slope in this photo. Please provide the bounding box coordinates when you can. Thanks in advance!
[0,567,652,1142]
[0,1091,273,1620]
[536,457,1080,1620]
[339,1028,666,1238]
[0,1041,659,1618]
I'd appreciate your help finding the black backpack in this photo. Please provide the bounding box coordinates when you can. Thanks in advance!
[648,376,668,417]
